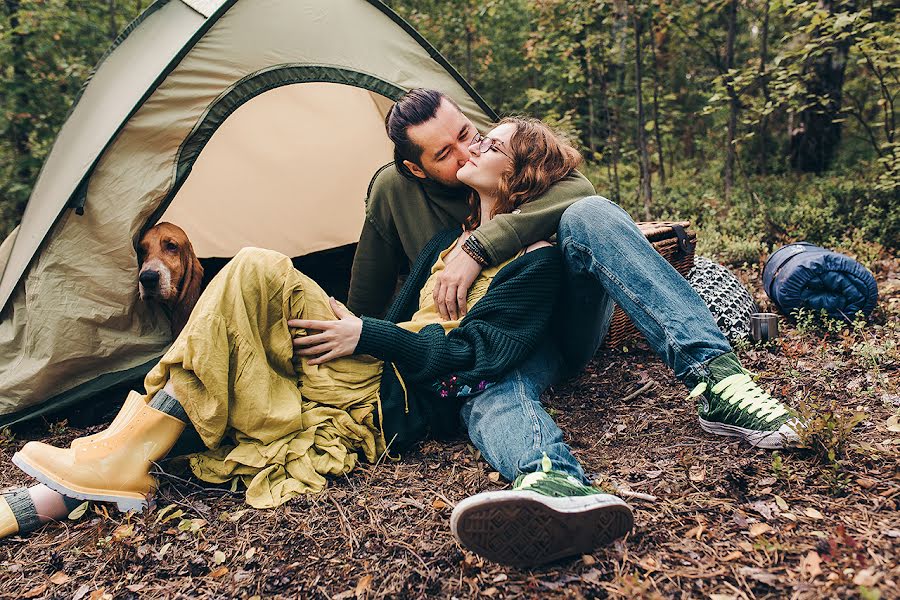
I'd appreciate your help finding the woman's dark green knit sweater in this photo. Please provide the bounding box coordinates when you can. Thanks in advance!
[354,229,563,451]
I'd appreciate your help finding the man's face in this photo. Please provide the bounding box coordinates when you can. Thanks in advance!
[403,98,477,188]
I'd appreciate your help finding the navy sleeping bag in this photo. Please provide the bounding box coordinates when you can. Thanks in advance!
[763,242,878,321]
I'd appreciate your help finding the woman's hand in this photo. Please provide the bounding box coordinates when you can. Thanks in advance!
[433,232,482,321]
[288,298,362,365]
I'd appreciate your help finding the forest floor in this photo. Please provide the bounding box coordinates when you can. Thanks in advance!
[1,252,898,600]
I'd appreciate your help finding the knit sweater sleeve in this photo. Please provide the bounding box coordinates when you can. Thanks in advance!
[354,247,562,389]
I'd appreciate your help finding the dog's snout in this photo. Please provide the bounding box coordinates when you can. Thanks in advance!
[139,269,160,288]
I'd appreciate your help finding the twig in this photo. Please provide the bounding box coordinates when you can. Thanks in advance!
[613,488,658,503]
[619,380,656,403]
[328,494,358,556]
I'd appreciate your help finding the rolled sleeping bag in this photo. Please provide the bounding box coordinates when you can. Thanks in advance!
[763,242,878,321]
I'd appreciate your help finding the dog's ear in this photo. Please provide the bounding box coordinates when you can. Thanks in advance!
[171,239,204,337]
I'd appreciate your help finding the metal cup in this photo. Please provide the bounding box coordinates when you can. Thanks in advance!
[750,313,779,342]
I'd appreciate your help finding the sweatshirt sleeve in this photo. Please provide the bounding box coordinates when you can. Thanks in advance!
[354,249,562,389]
[347,217,404,318]
[470,170,595,266]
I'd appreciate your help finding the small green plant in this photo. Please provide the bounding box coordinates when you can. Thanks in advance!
[792,308,849,336]
[48,418,69,436]
[795,397,866,493]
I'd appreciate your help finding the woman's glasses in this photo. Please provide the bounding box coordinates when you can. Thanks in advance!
[471,132,511,159]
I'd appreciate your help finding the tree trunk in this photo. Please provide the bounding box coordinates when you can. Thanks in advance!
[600,60,621,202]
[634,10,653,218]
[723,0,738,200]
[108,0,117,39]
[4,0,31,163]
[648,15,666,187]
[789,0,854,173]
[584,40,597,154]
[757,0,770,174]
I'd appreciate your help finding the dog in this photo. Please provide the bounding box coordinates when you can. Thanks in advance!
[137,222,203,337]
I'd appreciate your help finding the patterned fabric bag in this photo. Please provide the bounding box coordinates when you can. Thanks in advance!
[687,257,759,343]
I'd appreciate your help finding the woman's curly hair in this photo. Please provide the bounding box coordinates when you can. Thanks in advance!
[467,116,582,228]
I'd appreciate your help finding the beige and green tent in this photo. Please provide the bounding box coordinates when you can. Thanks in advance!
[0,0,496,425]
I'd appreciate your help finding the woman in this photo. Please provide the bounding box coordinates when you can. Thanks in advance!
[3,117,588,537]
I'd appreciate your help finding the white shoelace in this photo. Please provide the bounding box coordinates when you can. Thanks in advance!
[689,373,788,423]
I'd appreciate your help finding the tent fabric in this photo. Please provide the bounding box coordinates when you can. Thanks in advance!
[762,242,879,321]
[0,0,496,425]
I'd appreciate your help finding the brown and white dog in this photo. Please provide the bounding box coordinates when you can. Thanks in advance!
[137,222,203,337]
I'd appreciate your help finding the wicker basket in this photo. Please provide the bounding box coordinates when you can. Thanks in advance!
[603,221,697,349]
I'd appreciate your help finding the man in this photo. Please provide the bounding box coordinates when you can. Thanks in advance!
[343,89,798,567]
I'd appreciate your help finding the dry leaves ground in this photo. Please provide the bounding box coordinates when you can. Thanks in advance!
[1,254,898,600]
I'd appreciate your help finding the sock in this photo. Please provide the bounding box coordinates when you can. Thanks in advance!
[148,389,206,456]
[148,389,188,422]
[2,488,41,533]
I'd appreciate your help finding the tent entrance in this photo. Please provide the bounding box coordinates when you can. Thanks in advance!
[160,80,398,297]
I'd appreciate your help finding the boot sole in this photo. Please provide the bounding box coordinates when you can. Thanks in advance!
[698,418,799,449]
[12,452,150,513]
[450,491,633,567]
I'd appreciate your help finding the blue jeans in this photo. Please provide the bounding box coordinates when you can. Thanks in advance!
[460,196,732,483]
[460,344,587,483]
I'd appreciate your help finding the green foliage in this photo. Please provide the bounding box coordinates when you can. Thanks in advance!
[0,0,896,252]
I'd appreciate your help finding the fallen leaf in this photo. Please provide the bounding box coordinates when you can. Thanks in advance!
[355,574,373,597]
[709,595,737,600]
[750,501,774,520]
[23,584,47,598]
[73,584,91,600]
[774,495,789,511]
[432,498,447,510]
[804,507,824,520]
[738,567,778,586]
[758,476,777,486]
[154,504,181,524]
[748,523,773,537]
[685,524,705,540]
[638,556,661,571]
[581,568,603,584]
[245,547,257,560]
[482,587,499,597]
[49,571,70,585]
[89,590,112,600]
[67,501,89,520]
[487,471,501,482]
[126,583,146,592]
[800,550,822,579]
[209,566,228,578]
[856,477,877,489]
[722,551,743,561]
[853,568,881,587]
[156,542,172,560]
[112,523,134,541]
[227,509,249,522]
[689,465,706,482]
[886,414,900,433]
[332,592,355,600]
[581,554,596,566]
[212,550,226,564]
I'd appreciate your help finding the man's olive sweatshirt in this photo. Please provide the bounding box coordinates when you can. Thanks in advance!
[347,163,596,318]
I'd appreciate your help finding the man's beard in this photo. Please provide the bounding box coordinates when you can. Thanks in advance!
[419,164,466,189]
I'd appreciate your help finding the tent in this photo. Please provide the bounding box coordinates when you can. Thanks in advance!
[0,0,496,425]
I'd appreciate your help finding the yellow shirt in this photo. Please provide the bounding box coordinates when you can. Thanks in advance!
[398,235,523,334]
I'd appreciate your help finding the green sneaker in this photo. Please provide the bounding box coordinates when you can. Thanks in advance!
[450,457,633,567]
[690,352,800,449]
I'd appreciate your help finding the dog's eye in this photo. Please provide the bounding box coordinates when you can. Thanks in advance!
[165,241,179,253]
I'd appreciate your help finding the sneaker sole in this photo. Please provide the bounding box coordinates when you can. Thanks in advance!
[698,418,799,449]
[450,491,633,567]
[12,452,151,513]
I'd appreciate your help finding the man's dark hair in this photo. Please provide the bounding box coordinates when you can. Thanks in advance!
[385,88,458,179]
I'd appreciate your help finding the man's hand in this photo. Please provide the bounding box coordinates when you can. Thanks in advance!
[433,244,483,320]
[289,298,362,366]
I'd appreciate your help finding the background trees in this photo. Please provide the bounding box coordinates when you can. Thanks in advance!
[0,0,896,256]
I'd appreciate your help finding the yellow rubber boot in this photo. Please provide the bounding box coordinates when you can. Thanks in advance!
[71,390,146,449]
[0,496,20,539]
[12,404,185,513]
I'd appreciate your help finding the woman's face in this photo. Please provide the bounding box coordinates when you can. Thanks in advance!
[456,122,515,195]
